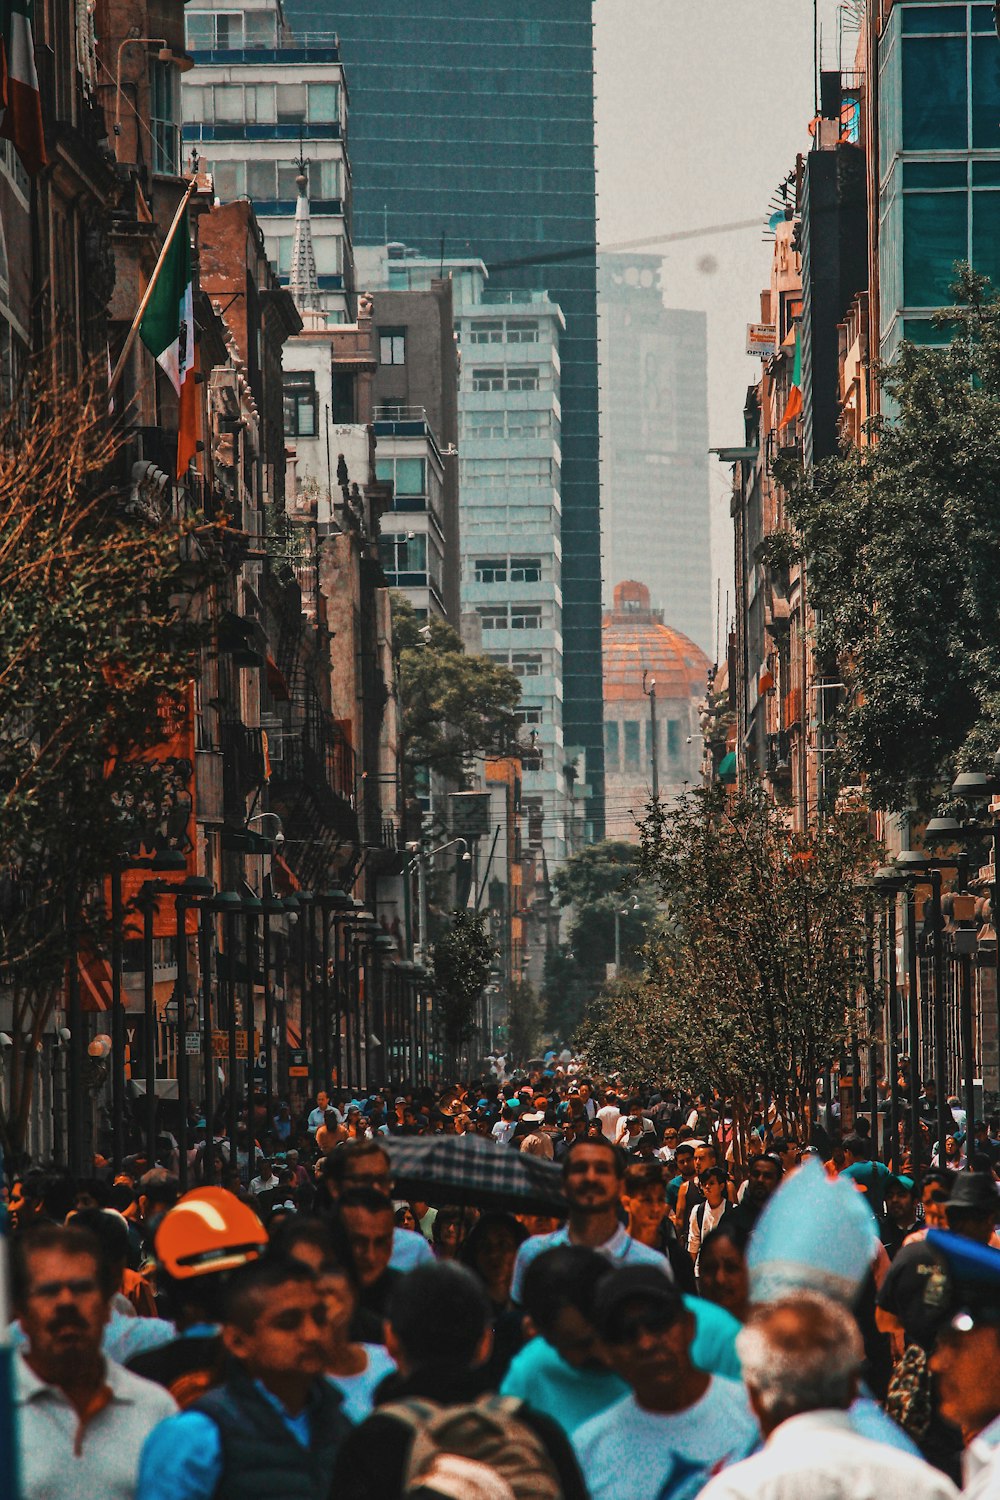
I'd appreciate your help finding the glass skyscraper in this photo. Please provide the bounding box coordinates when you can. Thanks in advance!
[284,0,605,838]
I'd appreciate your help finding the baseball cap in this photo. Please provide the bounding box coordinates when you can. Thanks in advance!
[593,1265,684,1341]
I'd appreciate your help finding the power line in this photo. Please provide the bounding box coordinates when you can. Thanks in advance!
[486,217,762,274]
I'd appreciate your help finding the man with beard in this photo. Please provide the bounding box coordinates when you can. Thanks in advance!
[12,1223,177,1500]
[510,1138,672,1304]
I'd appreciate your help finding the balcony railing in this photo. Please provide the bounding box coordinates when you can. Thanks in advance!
[221,722,268,817]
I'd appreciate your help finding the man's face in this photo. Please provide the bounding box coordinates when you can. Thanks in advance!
[675,1150,696,1180]
[747,1160,780,1205]
[564,1144,621,1214]
[225,1279,328,1380]
[316,1092,329,1112]
[19,1248,108,1374]
[923,1181,950,1230]
[623,1185,666,1234]
[932,1323,1000,1435]
[949,1209,998,1247]
[341,1150,392,1197]
[545,1305,607,1370]
[885,1184,915,1226]
[341,1205,395,1286]
[602,1299,693,1403]
[661,1130,678,1153]
[693,1146,716,1177]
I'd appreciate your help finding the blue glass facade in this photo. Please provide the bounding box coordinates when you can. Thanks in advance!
[284,0,605,836]
[879,2,1000,360]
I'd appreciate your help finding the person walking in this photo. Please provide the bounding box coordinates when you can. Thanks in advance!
[12,1223,178,1500]
[697,1294,957,1500]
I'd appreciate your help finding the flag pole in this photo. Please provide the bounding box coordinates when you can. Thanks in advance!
[108,177,197,399]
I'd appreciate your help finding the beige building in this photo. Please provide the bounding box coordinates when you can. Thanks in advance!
[603,581,710,840]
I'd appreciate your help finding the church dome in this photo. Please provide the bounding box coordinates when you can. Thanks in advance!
[603,581,710,703]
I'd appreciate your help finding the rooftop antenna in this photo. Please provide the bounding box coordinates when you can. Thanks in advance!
[439,230,445,279]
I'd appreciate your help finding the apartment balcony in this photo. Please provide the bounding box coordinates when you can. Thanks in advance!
[269,710,358,847]
[221,721,269,820]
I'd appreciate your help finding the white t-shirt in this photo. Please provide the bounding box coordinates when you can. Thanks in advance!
[573,1377,759,1500]
[597,1105,621,1141]
[326,1344,397,1423]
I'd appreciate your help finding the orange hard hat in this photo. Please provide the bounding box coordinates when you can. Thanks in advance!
[155,1187,267,1280]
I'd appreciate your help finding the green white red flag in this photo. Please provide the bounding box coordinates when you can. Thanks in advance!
[139,211,198,478]
[0,0,46,175]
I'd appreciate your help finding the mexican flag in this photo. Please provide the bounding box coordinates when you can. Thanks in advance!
[0,0,46,175]
[139,211,198,477]
[779,323,803,431]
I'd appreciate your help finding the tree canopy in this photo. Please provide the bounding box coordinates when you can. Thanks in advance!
[431,909,496,1068]
[782,267,1000,811]
[575,786,875,1136]
[391,593,522,795]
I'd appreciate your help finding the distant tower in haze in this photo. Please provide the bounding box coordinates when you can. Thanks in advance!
[598,254,713,656]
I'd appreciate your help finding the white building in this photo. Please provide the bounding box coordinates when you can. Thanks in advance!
[182,0,352,322]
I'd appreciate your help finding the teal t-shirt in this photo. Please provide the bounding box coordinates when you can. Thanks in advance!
[499,1294,741,1434]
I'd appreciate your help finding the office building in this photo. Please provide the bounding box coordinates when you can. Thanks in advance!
[598,254,713,656]
[283,0,605,840]
[182,0,352,321]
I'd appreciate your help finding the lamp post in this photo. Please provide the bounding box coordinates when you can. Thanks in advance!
[374,933,398,1086]
[949,767,1000,1111]
[210,891,243,1182]
[172,876,213,1190]
[895,848,930,1174]
[874,865,904,1170]
[261,894,284,1147]
[318,889,353,1089]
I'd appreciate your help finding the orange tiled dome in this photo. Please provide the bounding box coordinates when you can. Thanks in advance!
[603,581,710,703]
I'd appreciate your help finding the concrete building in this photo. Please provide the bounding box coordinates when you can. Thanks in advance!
[357,243,569,877]
[284,0,606,841]
[602,582,709,841]
[598,255,713,656]
[182,0,352,322]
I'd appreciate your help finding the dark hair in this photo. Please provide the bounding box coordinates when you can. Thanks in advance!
[458,1212,527,1277]
[562,1135,625,1179]
[699,1166,728,1187]
[675,1142,695,1158]
[337,1186,395,1218]
[843,1133,871,1162]
[623,1162,666,1194]
[139,1176,181,1211]
[222,1256,317,1331]
[921,1169,954,1196]
[12,1223,113,1305]
[699,1218,752,1262]
[320,1139,390,1188]
[267,1214,360,1289]
[68,1208,130,1272]
[520,1245,613,1328]
[386,1261,490,1365]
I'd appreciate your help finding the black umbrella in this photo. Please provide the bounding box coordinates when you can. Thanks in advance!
[384,1132,566,1215]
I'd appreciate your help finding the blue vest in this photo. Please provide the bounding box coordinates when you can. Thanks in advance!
[194,1369,350,1500]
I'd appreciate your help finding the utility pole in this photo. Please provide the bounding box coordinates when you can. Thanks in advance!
[645,674,659,803]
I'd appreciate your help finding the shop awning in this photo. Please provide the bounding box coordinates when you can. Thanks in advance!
[718,751,737,784]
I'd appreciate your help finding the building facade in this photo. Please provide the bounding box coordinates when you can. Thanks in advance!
[284,0,606,841]
[602,582,708,841]
[182,0,352,322]
[598,255,713,656]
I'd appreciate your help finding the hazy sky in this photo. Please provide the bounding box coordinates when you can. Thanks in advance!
[593,0,848,639]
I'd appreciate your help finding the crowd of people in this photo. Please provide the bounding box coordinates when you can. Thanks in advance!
[7,1058,1000,1500]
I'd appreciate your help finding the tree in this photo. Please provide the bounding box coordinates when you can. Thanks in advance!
[0,363,215,1154]
[781,267,1000,811]
[541,839,657,1037]
[575,785,876,1139]
[391,593,522,797]
[431,909,496,1072]
[506,978,545,1063]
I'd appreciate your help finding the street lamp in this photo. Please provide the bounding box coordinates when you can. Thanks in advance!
[873,864,905,1170]
[949,766,1000,1121]
[210,890,244,1180]
[614,901,640,975]
[171,875,213,1189]
[894,848,931,1173]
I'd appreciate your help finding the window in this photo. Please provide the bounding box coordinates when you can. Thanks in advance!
[275,83,306,122]
[312,237,342,275]
[510,557,541,583]
[624,721,641,770]
[902,36,967,151]
[469,320,504,344]
[375,456,427,497]
[507,319,539,344]
[512,652,543,678]
[516,706,543,726]
[510,605,542,631]
[472,367,504,392]
[475,558,507,583]
[186,11,243,47]
[150,60,179,173]
[378,327,406,365]
[465,411,504,439]
[667,720,682,758]
[243,11,276,46]
[507,366,539,391]
[246,159,276,200]
[604,721,620,771]
[379,531,427,576]
[283,372,317,437]
[209,160,243,201]
[213,84,243,122]
[478,606,508,631]
[307,83,339,124]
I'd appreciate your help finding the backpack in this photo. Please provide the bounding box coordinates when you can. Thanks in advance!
[382,1394,564,1500]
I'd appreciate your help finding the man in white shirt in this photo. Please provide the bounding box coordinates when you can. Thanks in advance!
[698,1293,957,1500]
[596,1091,622,1142]
[12,1222,177,1500]
[573,1265,757,1500]
[511,1137,671,1304]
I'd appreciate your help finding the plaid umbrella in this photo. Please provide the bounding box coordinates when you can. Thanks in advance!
[385,1133,566,1215]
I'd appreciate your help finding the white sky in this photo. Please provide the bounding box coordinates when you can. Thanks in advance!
[594,0,848,644]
